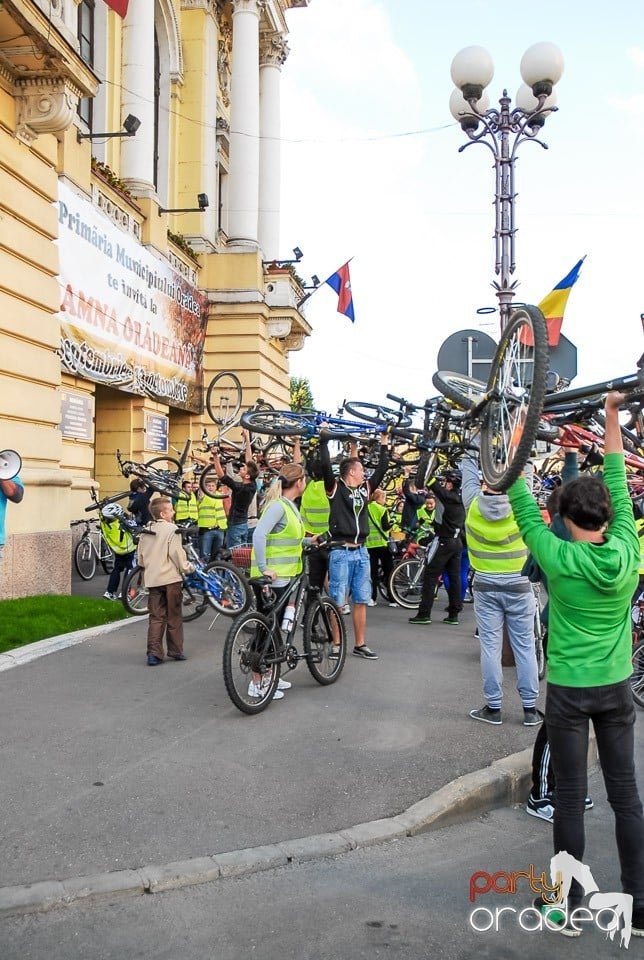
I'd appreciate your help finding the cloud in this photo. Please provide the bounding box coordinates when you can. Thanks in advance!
[627,46,644,68]
[608,94,644,115]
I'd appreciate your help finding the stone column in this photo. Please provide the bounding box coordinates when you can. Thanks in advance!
[227,0,262,250]
[258,33,289,261]
[120,2,156,196]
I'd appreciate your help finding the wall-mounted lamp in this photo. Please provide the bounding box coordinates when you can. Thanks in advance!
[158,193,209,215]
[301,275,320,290]
[263,246,304,266]
[77,113,141,142]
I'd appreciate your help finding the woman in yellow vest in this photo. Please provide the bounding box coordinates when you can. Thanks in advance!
[198,476,228,561]
[249,463,307,701]
[99,503,136,600]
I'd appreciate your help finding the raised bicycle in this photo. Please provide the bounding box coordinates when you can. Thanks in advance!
[222,545,347,715]
[116,439,192,500]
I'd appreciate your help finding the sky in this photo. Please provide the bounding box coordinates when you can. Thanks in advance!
[279,0,644,414]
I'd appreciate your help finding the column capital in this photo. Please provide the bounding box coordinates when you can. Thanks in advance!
[259,32,290,68]
[231,0,266,17]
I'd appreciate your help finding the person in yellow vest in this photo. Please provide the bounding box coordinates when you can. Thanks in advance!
[416,494,436,542]
[366,488,397,606]
[300,454,330,595]
[99,503,136,600]
[462,444,540,727]
[198,476,228,561]
[173,480,199,524]
[249,462,307,701]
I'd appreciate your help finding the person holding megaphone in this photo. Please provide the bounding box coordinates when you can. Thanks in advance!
[0,449,23,566]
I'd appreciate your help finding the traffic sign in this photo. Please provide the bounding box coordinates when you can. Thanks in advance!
[547,333,578,384]
[437,329,497,382]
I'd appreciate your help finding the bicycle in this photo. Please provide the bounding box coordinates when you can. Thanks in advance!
[532,582,546,681]
[222,545,347,715]
[631,593,644,709]
[70,518,115,580]
[116,439,192,500]
[121,528,251,621]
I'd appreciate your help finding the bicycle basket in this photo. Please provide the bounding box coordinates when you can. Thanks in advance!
[228,545,252,571]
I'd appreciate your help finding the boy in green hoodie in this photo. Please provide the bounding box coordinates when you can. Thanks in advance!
[508,392,643,937]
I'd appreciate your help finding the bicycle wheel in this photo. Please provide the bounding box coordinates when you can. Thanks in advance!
[631,640,644,708]
[121,565,149,615]
[121,566,209,621]
[431,373,488,411]
[534,604,546,681]
[342,401,413,428]
[222,612,281,714]
[205,371,243,427]
[302,596,347,684]
[202,561,252,616]
[99,537,115,575]
[479,305,548,491]
[261,440,294,468]
[389,558,424,609]
[74,537,97,580]
[240,410,310,436]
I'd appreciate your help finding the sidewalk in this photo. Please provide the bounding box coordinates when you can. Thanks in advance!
[0,589,555,914]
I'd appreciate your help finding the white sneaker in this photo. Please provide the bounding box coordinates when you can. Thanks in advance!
[103,591,116,600]
[342,604,351,615]
[367,599,377,607]
[277,678,291,690]
[388,602,398,608]
[248,680,286,699]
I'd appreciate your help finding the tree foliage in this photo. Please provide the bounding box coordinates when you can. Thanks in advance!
[290,376,315,412]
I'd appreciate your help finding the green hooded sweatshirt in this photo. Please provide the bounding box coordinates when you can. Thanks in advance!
[508,453,638,688]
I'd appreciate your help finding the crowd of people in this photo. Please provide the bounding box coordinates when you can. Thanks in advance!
[6,390,636,938]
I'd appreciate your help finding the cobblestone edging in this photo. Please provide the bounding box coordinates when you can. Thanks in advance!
[0,748,536,918]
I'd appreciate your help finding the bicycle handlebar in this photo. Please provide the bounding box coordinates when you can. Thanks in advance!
[84,489,131,512]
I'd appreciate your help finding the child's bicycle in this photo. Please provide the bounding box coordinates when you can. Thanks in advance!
[222,544,347,715]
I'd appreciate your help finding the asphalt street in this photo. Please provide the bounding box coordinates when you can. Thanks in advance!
[1,758,642,960]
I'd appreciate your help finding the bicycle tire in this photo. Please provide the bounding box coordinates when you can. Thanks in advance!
[202,560,252,617]
[479,305,548,491]
[302,596,347,684]
[388,558,424,609]
[222,611,281,714]
[431,373,488,411]
[99,537,115,575]
[205,371,243,426]
[534,604,546,681]
[632,639,644,708]
[261,440,294,468]
[74,537,97,580]
[240,410,311,437]
[121,566,209,621]
[342,401,413,428]
[131,456,185,499]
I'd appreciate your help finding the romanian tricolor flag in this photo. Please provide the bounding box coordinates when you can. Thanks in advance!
[537,257,585,347]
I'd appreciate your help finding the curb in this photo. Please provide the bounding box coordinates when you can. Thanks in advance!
[0,618,135,674]
[0,746,535,918]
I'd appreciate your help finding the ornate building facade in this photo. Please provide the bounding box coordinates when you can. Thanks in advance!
[0,0,310,598]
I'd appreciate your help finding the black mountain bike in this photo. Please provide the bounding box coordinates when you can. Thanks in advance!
[222,546,347,715]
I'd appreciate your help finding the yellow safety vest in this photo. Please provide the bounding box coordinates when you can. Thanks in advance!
[416,505,435,529]
[100,519,135,555]
[366,502,388,549]
[250,497,304,578]
[465,497,528,573]
[637,518,644,576]
[198,493,228,530]
[174,492,198,523]
[300,479,329,535]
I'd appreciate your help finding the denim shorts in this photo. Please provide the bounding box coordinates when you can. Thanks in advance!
[328,546,371,605]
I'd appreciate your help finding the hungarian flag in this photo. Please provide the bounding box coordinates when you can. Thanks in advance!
[325,261,355,323]
[103,0,129,16]
[519,258,585,347]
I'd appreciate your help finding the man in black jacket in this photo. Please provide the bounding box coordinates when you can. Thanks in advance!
[408,469,465,626]
[320,431,389,660]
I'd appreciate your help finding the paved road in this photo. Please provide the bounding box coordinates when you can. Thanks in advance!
[0,584,545,888]
[2,758,641,960]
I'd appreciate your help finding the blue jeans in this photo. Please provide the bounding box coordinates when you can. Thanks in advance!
[473,587,538,708]
[227,522,249,548]
[199,528,225,561]
[328,546,371,605]
[546,680,644,907]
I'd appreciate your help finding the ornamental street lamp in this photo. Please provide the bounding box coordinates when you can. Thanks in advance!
[449,42,564,331]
